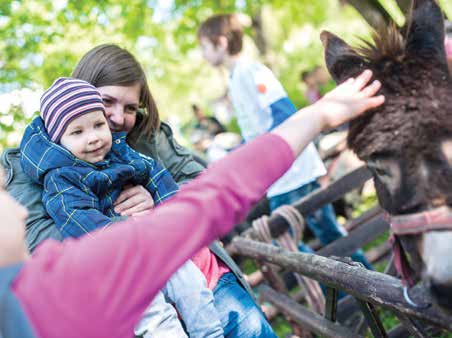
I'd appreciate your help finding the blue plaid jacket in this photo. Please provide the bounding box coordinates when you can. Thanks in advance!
[20,117,179,239]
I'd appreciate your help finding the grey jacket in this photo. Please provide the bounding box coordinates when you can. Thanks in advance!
[1,121,252,296]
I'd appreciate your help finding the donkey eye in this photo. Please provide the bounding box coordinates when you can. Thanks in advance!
[374,167,387,177]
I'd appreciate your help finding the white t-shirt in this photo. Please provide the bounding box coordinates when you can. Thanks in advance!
[228,58,326,197]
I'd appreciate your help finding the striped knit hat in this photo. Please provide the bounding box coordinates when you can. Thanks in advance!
[40,77,106,142]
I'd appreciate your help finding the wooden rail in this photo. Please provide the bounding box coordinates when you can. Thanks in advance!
[241,165,373,240]
[232,237,452,330]
[259,285,361,338]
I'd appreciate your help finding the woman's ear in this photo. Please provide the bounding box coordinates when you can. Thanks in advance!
[321,31,368,84]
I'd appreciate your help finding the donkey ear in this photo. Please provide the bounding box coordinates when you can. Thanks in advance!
[405,0,448,70]
[321,31,367,83]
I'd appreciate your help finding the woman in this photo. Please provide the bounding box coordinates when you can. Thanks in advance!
[0,69,384,338]
[1,44,270,336]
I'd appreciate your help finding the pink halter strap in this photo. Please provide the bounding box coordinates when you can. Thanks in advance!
[387,206,452,287]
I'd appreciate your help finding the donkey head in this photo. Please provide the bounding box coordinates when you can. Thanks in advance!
[322,0,452,309]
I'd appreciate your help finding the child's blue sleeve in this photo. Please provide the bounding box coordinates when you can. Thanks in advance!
[43,171,112,239]
[244,63,297,132]
[142,157,179,205]
[269,97,297,130]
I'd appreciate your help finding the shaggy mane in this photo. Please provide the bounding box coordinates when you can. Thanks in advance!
[356,24,406,63]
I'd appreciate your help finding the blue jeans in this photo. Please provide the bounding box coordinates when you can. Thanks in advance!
[213,273,276,338]
[269,181,372,270]
[136,260,223,338]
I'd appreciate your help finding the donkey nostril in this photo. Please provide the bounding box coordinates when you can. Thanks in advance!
[429,279,452,310]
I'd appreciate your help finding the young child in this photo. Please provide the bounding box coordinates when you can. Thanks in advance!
[20,77,224,338]
[198,14,371,269]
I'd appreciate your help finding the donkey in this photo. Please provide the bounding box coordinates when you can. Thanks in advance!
[321,0,452,310]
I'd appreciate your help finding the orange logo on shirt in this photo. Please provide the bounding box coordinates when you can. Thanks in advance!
[257,84,267,93]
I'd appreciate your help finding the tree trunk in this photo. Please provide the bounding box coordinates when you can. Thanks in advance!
[344,0,393,29]
[251,8,267,57]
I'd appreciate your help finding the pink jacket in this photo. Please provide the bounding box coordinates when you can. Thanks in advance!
[12,133,294,338]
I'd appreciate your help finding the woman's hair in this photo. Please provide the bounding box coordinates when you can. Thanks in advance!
[198,14,243,55]
[72,44,159,145]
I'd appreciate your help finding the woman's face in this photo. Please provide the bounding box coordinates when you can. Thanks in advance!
[0,170,29,265]
[97,83,141,134]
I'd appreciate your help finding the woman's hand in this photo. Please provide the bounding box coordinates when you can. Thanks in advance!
[114,185,155,216]
[314,69,385,131]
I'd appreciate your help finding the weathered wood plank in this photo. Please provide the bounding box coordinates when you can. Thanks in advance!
[232,238,452,330]
[242,166,373,240]
[259,285,361,338]
[308,205,382,251]
[345,206,382,232]
[317,216,389,258]
[366,240,391,263]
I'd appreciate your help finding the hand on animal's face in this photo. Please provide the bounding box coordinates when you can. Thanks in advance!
[313,70,385,131]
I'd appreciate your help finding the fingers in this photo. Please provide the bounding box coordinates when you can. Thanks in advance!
[115,196,154,215]
[114,185,155,214]
[360,80,381,98]
[352,69,373,91]
[114,185,138,205]
[121,201,154,216]
[349,95,385,119]
[366,95,385,109]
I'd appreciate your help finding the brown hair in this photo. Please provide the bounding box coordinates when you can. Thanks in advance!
[72,44,159,146]
[198,14,243,55]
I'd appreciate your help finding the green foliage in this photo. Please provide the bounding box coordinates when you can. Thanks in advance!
[0,103,35,150]
[0,0,375,149]
[3,0,448,149]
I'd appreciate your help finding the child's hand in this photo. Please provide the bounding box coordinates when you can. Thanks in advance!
[314,70,384,131]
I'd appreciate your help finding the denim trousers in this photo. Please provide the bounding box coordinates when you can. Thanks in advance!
[269,181,372,270]
[135,260,223,338]
[213,273,277,338]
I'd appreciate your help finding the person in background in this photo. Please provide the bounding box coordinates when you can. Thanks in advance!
[192,103,226,137]
[301,69,322,104]
[190,104,226,155]
[197,13,372,269]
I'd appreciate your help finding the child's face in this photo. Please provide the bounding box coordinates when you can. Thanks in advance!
[303,74,316,87]
[60,110,113,164]
[199,37,226,67]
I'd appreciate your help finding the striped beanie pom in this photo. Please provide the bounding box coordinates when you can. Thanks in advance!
[40,77,106,142]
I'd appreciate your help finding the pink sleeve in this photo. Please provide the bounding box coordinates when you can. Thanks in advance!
[13,133,294,338]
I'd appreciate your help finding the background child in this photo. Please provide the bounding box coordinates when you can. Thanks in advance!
[20,77,224,338]
[198,14,371,269]
[301,68,322,104]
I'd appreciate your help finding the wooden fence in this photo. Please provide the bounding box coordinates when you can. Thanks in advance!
[227,165,449,338]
